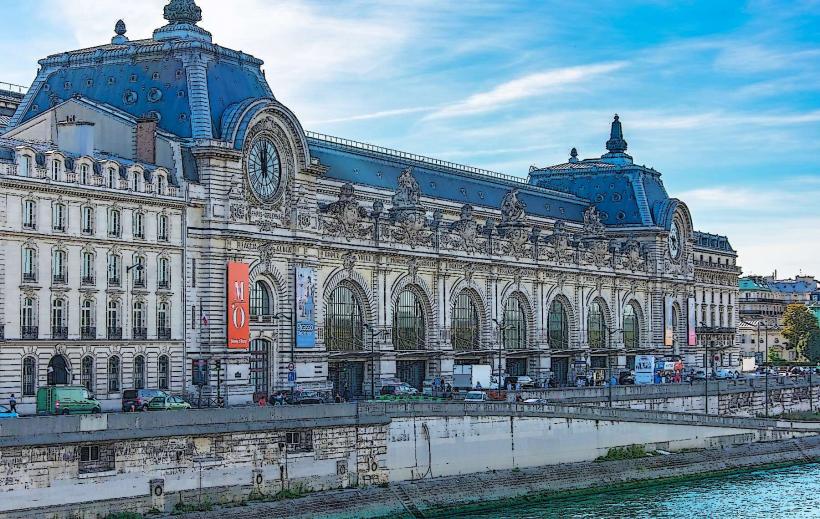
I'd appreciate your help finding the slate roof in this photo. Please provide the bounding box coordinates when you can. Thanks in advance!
[694,231,735,253]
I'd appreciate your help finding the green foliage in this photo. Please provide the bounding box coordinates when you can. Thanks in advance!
[274,482,311,500]
[783,304,820,362]
[172,500,213,515]
[595,444,648,462]
[105,513,145,519]
[777,411,820,421]
[768,349,783,362]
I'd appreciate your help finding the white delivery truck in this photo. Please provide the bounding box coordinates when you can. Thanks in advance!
[453,364,492,389]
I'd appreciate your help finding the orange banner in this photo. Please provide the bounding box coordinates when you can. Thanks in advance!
[227,262,250,350]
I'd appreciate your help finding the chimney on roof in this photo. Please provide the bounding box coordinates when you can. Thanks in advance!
[136,116,158,164]
[56,117,95,156]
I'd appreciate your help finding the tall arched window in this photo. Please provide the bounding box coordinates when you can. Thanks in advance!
[22,357,36,396]
[133,356,145,389]
[81,206,94,234]
[108,356,120,392]
[52,203,66,232]
[250,281,272,317]
[133,211,145,239]
[51,298,67,339]
[22,247,37,282]
[52,249,67,284]
[157,355,170,390]
[81,299,95,339]
[548,299,569,350]
[452,292,479,351]
[624,303,640,350]
[588,301,607,349]
[81,356,94,392]
[21,297,37,339]
[132,255,146,287]
[107,167,117,189]
[133,302,146,339]
[81,251,95,285]
[107,252,121,286]
[107,300,121,339]
[393,289,426,351]
[80,163,90,185]
[157,302,171,339]
[325,285,363,351]
[158,214,168,241]
[23,199,37,229]
[503,297,527,350]
[158,257,170,289]
[108,208,121,237]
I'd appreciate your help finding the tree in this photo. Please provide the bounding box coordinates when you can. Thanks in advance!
[782,304,820,362]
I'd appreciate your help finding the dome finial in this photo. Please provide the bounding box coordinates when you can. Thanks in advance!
[163,0,203,25]
[605,113,627,153]
[112,19,129,44]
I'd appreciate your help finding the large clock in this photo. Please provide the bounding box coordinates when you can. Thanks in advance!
[247,136,282,203]
[668,221,682,259]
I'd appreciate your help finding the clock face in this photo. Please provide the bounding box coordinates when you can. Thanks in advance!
[247,137,281,202]
[669,221,681,259]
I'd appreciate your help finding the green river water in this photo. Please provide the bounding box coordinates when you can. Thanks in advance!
[446,463,820,518]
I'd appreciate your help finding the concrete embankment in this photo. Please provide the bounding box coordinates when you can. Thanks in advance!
[177,435,820,519]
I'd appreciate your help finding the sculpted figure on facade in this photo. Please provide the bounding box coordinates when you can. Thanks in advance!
[619,238,647,272]
[387,167,431,248]
[392,167,421,208]
[500,189,526,224]
[321,182,370,241]
[444,204,482,253]
[543,220,575,264]
[583,205,606,236]
[582,238,613,268]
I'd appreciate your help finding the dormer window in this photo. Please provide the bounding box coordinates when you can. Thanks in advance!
[80,164,90,184]
[107,167,117,189]
[20,155,32,177]
[132,172,140,192]
[51,159,62,181]
[157,175,166,195]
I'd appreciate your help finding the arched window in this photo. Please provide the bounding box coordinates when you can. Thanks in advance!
[80,163,90,185]
[157,302,171,339]
[52,249,67,284]
[158,214,168,241]
[51,158,62,181]
[393,289,426,351]
[624,303,640,350]
[133,211,144,239]
[133,356,145,389]
[107,167,117,189]
[132,171,140,191]
[133,302,146,339]
[249,339,270,395]
[158,257,170,289]
[503,297,527,350]
[81,251,95,285]
[548,299,569,350]
[325,285,363,351]
[157,355,170,390]
[157,175,166,195]
[22,247,37,282]
[250,281,272,317]
[588,301,607,349]
[21,297,36,339]
[20,154,32,177]
[108,356,120,392]
[132,255,146,287]
[22,199,36,229]
[107,252,121,286]
[81,356,94,392]
[108,208,121,237]
[81,299,95,338]
[22,357,36,396]
[47,355,70,385]
[51,298,67,339]
[452,292,480,351]
[52,203,66,232]
[107,300,121,339]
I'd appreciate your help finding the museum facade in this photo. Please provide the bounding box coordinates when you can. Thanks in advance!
[0,0,740,408]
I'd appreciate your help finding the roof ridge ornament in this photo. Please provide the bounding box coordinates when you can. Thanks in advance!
[605,114,627,154]
[112,20,128,45]
[164,0,203,25]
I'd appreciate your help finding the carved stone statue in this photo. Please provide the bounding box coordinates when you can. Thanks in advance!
[392,167,421,208]
[164,0,203,25]
[446,204,481,252]
[321,182,370,241]
[583,205,606,235]
[500,189,526,224]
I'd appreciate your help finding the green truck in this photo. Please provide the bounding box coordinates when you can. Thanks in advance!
[36,386,102,415]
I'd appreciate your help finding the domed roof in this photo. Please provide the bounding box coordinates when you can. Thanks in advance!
[7,0,272,141]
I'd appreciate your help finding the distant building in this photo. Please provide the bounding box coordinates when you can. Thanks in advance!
[0,82,25,131]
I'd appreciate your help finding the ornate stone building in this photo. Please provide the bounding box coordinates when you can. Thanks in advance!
[0,1,740,406]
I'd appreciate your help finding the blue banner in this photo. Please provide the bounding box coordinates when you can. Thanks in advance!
[295,267,316,348]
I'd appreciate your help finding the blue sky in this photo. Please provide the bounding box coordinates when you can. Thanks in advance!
[2,0,819,277]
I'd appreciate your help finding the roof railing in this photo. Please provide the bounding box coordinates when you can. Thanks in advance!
[306,131,530,185]
[0,82,27,95]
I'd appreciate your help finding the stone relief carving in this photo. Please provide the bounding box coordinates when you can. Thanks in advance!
[500,226,531,257]
[583,205,606,236]
[386,167,432,248]
[619,238,647,272]
[500,189,526,224]
[542,220,575,264]
[582,238,612,268]
[443,204,483,253]
[342,252,357,272]
[320,183,371,241]
[497,189,530,257]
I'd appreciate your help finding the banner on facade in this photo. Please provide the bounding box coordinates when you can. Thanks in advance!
[226,261,250,350]
[295,267,316,348]
[688,296,697,346]
[664,296,674,347]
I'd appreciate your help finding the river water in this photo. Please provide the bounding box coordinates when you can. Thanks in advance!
[447,463,820,518]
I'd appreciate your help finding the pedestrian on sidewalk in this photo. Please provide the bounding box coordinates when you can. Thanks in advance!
[8,394,16,413]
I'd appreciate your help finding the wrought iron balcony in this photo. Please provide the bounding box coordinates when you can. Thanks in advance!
[81,276,95,286]
[157,328,172,340]
[21,326,38,340]
[107,326,122,340]
[133,279,146,289]
[132,327,148,340]
[82,227,94,235]
[51,326,68,339]
[52,274,67,285]
[696,326,737,335]
[108,276,121,287]
[22,273,37,283]
[81,326,96,340]
[158,280,171,290]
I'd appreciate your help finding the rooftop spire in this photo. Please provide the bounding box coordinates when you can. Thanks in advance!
[164,0,202,25]
[605,114,628,154]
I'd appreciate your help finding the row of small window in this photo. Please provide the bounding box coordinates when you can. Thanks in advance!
[18,155,171,194]
[22,247,172,288]
[19,297,172,340]
[699,306,734,328]
[250,279,645,352]
[20,354,171,397]
[22,200,170,240]
[700,291,734,305]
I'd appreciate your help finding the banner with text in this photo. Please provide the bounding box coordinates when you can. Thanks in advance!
[688,296,697,346]
[664,296,674,347]
[226,261,250,350]
[296,267,316,348]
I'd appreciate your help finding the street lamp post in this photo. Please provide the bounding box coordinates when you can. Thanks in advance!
[272,312,294,392]
[364,324,387,399]
[700,322,709,415]
[492,319,513,392]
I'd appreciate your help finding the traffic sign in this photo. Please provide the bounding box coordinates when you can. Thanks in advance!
[287,363,295,372]
[287,371,297,383]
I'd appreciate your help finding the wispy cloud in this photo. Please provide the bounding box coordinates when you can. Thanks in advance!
[306,106,439,126]
[425,62,628,120]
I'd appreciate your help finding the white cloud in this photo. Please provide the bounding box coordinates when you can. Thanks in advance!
[425,62,627,120]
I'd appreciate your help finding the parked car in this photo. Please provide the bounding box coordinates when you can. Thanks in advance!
[713,368,741,380]
[380,382,419,397]
[504,375,535,388]
[685,369,707,382]
[618,371,635,385]
[285,390,328,405]
[0,405,19,419]
[147,395,191,411]
[36,386,101,415]
[122,389,168,412]
[463,391,489,402]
